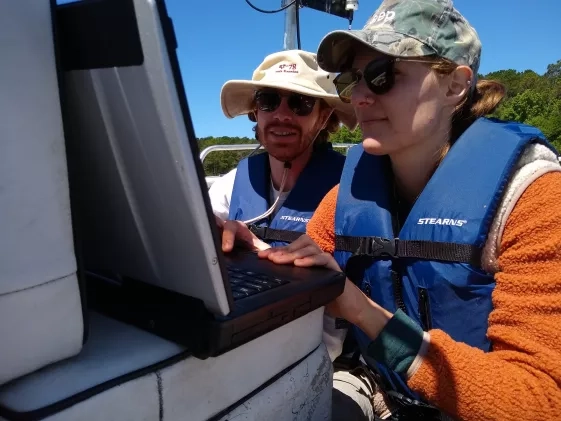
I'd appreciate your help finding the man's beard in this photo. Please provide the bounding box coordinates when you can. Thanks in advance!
[258,122,321,163]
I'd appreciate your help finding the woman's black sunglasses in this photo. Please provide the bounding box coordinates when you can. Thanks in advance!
[254,89,317,117]
[333,56,434,103]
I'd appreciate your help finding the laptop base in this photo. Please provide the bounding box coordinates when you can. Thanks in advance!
[86,266,344,359]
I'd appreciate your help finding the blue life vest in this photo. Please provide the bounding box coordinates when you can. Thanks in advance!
[230,143,345,247]
[333,118,555,400]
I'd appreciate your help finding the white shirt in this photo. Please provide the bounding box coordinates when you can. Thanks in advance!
[207,168,290,221]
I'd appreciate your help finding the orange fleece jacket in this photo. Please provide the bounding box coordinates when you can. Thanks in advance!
[307,172,561,421]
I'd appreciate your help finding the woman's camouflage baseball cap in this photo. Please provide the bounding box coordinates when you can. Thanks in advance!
[317,0,481,75]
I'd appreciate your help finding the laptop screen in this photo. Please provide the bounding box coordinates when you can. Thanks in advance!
[57,0,234,315]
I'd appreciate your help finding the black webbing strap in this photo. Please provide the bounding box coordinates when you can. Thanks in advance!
[248,225,304,244]
[335,235,482,267]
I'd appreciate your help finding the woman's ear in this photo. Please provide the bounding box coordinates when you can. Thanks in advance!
[445,65,473,107]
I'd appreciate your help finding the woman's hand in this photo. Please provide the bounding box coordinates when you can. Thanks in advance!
[258,233,392,333]
[214,216,270,252]
[258,234,342,272]
[257,235,366,324]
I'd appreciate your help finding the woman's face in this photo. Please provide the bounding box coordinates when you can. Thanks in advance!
[349,49,454,157]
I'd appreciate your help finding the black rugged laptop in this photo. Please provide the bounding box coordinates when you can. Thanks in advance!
[56,0,345,358]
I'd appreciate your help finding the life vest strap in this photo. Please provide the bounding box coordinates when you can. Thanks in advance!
[335,235,482,267]
[248,224,304,244]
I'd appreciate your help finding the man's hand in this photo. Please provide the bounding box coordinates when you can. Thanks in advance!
[215,216,270,252]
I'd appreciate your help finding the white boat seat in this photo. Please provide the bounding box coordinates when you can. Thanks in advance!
[0,0,85,386]
[0,312,185,421]
[0,309,328,421]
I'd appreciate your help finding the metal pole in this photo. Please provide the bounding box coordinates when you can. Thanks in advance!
[282,0,297,50]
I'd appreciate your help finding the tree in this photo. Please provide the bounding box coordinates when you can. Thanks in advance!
[496,90,551,123]
[329,125,363,145]
[197,135,258,176]
[545,60,561,79]
[491,62,561,149]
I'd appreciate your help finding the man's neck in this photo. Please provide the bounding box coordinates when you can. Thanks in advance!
[269,148,313,192]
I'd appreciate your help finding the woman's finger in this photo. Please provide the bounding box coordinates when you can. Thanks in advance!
[294,252,342,272]
[266,244,323,264]
[257,234,320,259]
[257,247,279,258]
[280,234,317,253]
[267,236,322,258]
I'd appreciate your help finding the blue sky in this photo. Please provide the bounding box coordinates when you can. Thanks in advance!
[168,0,560,139]
[58,0,561,138]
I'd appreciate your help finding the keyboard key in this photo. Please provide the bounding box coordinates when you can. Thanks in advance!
[246,278,275,288]
[233,286,258,295]
[243,281,267,291]
[229,272,245,279]
[228,267,289,301]
[232,290,246,300]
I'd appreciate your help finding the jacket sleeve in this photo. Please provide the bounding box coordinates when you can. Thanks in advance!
[207,168,237,221]
[306,184,338,254]
[407,171,561,421]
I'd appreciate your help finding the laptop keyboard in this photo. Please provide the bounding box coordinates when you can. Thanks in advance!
[227,266,289,301]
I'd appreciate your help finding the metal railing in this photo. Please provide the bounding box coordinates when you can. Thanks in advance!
[199,144,262,162]
[200,143,358,188]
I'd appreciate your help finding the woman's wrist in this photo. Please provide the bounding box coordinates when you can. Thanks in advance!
[352,293,427,376]
[366,309,427,376]
[355,296,393,341]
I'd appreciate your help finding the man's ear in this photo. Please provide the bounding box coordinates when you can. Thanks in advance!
[444,65,473,107]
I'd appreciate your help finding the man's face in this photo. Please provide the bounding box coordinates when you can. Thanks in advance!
[254,89,330,162]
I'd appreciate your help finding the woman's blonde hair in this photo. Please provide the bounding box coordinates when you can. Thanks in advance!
[431,58,507,163]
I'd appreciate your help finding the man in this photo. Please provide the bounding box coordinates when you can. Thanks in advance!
[209,49,356,247]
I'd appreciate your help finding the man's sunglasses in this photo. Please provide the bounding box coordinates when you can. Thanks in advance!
[254,90,317,117]
[333,56,435,103]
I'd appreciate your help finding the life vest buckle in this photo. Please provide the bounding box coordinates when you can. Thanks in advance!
[358,236,398,258]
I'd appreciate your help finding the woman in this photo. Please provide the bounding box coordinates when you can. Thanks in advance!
[220,1,561,420]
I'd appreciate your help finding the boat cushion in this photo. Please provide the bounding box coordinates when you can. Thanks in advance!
[0,0,85,385]
[0,308,326,421]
